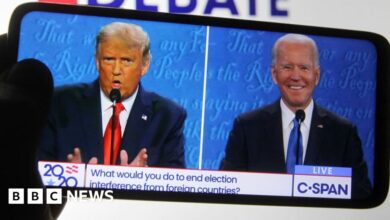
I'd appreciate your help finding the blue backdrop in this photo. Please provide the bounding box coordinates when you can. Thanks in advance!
[18,12,376,184]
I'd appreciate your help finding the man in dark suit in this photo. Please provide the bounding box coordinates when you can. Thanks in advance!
[39,22,186,168]
[220,33,372,199]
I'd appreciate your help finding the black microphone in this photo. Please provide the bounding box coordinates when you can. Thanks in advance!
[295,109,305,165]
[109,88,121,164]
[296,109,305,124]
[109,88,121,104]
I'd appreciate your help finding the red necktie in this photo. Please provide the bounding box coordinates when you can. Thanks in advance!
[103,102,125,165]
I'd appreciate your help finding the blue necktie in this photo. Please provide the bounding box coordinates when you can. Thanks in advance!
[286,118,303,173]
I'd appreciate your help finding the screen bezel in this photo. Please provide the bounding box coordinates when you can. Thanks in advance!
[7,2,390,208]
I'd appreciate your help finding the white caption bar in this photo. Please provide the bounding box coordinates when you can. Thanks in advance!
[38,161,352,199]
[85,165,292,196]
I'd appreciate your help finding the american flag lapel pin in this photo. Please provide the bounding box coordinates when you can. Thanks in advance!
[142,114,148,121]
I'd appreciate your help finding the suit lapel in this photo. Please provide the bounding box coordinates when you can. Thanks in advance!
[121,85,152,161]
[264,101,286,171]
[80,80,103,162]
[305,103,326,165]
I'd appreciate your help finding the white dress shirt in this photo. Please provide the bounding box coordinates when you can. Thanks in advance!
[281,99,314,163]
[100,86,138,136]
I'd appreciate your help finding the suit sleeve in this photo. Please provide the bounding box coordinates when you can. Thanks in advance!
[220,117,248,170]
[346,125,372,199]
[38,111,59,161]
[158,107,187,168]
[38,91,77,163]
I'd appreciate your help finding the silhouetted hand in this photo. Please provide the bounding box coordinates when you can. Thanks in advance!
[0,33,64,220]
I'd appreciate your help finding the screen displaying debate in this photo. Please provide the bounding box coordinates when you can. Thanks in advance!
[14,7,380,204]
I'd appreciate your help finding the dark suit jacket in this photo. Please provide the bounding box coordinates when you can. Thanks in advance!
[39,80,186,168]
[220,100,372,199]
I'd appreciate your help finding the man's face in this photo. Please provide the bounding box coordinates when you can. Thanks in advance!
[272,41,320,111]
[96,36,150,100]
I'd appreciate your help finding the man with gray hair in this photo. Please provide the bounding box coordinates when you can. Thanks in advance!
[220,33,371,199]
[39,22,186,168]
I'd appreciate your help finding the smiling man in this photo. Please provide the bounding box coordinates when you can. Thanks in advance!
[39,22,186,168]
[220,34,372,199]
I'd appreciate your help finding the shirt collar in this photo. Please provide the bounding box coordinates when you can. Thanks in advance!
[280,98,314,130]
[101,86,139,113]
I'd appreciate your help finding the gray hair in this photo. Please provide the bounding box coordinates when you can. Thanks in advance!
[96,22,151,63]
[272,33,320,68]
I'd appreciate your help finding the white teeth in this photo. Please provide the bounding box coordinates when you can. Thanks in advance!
[289,86,303,90]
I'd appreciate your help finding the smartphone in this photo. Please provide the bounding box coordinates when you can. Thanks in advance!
[7,2,390,208]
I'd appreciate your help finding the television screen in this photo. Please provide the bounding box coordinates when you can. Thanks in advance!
[8,2,390,208]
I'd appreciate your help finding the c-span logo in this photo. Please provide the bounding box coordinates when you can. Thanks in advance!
[293,165,352,199]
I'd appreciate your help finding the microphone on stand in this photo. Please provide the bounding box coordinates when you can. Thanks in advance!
[295,109,305,166]
[110,89,121,104]
[109,89,121,164]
